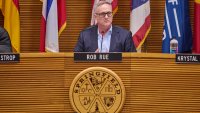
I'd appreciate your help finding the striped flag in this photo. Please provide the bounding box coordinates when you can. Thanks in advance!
[40,0,66,52]
[193,0,200,53]
[91,0,118,25]
[0,0,20,52]
[162,0,192,53]
[130,0,151,51]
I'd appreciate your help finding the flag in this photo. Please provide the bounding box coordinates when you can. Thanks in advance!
[193,0,200,53]
[91,0,118,25]
[130,0,151,51]
[40,0,66,52]
[162,0,192,53]
[0,0,20,52]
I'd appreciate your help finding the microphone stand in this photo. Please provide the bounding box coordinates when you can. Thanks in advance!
[100,31,104,53]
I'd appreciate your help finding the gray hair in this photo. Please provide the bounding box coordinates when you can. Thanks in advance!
[94,0,112,13]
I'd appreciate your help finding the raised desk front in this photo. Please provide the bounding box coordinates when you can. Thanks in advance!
[0,53,199,112]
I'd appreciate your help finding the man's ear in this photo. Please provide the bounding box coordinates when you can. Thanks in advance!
[94,14,97,19]
[94,14,98,23]
[94,18,97,25]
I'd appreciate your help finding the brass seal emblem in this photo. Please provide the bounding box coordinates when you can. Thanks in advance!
[69,67,125,113]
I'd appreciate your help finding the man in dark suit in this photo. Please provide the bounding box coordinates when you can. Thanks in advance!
[0,26,12,52]
[74,1,136,52]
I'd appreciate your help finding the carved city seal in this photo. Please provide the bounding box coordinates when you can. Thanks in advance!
[69,67,125,113]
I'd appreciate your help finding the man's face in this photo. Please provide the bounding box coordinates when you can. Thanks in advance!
[95,4,113,29]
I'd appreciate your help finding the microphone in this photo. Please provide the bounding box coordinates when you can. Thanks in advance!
[100,31,105,53]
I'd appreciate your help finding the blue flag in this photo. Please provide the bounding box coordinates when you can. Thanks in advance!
[162,0,192,53]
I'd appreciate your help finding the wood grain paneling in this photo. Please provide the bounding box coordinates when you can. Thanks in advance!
[0,53,200,112]
[130,54,200,112]
[0,53,66,112]
[0,0,194,53]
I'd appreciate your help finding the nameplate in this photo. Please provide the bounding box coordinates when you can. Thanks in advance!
[0,54,20,62]
[74,53,122,61]
[176,54,200,63]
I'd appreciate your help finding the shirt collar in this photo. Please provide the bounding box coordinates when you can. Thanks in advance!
[97,25,112,35]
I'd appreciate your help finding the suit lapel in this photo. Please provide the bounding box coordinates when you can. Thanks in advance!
[110,26,119,52]
[91,25,98,52]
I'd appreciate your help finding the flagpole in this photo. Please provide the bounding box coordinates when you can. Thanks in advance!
[143,37,148,53]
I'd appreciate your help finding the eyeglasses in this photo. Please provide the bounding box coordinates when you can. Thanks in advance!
[95,12,113,18]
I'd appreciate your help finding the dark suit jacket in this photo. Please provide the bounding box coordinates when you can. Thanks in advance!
[74,25,136,52]
[0,27,12,53]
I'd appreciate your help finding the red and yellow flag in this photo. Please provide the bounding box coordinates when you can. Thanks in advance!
[0,0,20,52]
[193,0,200,53]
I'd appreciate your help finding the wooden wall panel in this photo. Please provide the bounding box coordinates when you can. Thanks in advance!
[0,0,194,53]
[20,1,42,52]
[0,13,3,27]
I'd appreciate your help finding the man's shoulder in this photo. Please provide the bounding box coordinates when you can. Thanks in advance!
[0,27,6,33]
[0,27,8,36]
[81,25,97,33]
[113,25,130,33]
